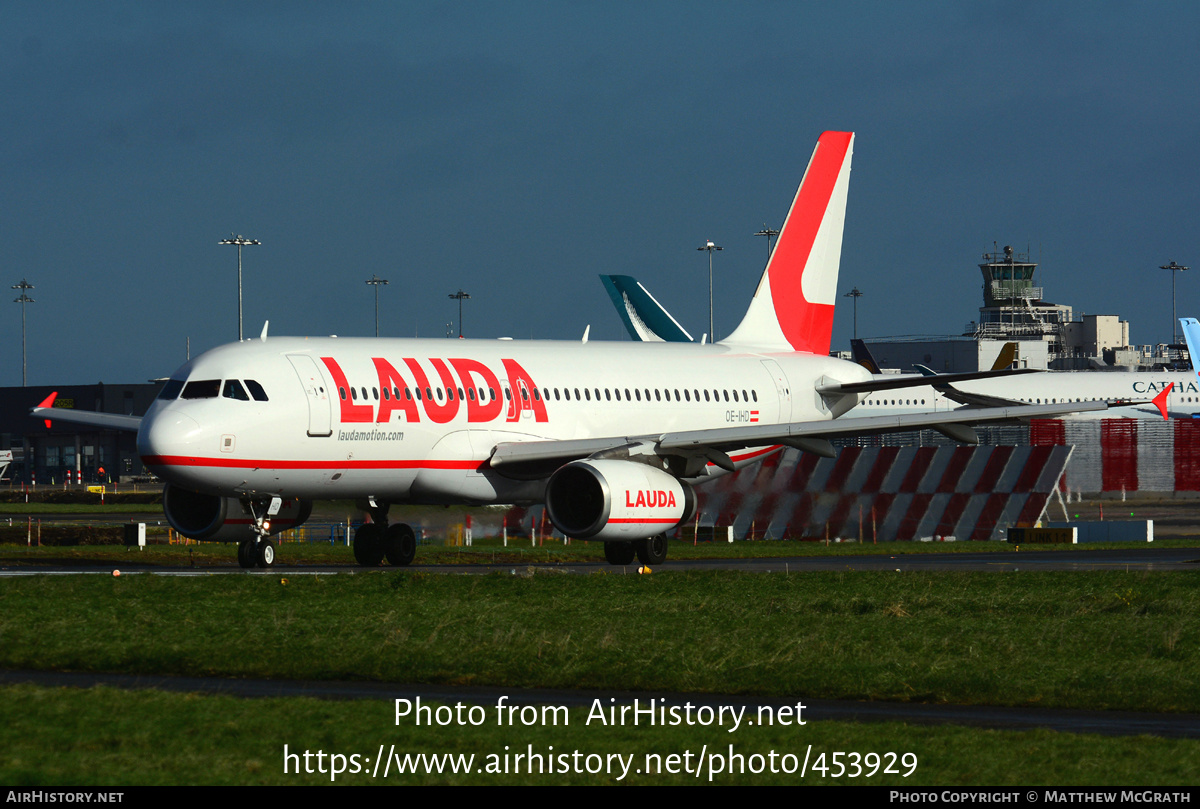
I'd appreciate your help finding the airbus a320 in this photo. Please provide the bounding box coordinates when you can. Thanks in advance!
[34,132,1106,568]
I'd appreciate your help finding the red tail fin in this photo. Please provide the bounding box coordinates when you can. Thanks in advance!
[724,131,854,352]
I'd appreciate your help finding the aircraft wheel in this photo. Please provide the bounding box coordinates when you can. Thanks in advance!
[237,540,256,569]
[384,523,417,566]
[636,534,668,565]
[353,523,386,566]
[603,540,636,565]
[256,539,276,568]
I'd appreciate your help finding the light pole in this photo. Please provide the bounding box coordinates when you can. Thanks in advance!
[448,289,470,338]
[365,274,389,337]
[754,225,779,264]
[11,279,34,386]
[219,234,260,341]
[844,287,863,340]
[1161,261,1189,345]
[697,240,723,340]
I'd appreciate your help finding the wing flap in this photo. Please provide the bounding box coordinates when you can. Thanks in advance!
[659,400,1108,452]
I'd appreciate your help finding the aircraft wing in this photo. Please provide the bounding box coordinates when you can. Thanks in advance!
[905,364,1023,408]
[30,392,142,432]
[490,400,1109,471]
[815,366,1038,396]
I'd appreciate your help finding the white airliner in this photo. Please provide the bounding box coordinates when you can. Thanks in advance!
[851,372,1191,420]
[33,131,1108,568]
[847,340,1193,420]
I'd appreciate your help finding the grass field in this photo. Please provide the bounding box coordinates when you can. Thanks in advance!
[3,683,1197,785]
[2,533,1197,568]
[3,555,1198,785]
[3,570,1196,711]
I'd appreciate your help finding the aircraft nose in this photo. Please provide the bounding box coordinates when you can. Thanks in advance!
[137,410,203,465]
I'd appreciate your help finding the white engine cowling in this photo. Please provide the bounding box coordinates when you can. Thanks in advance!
[162,484,313,542]
[544,459,695,540]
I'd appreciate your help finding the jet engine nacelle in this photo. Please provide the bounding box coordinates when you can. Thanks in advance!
[161,484,313,542]
[544,459,695,541]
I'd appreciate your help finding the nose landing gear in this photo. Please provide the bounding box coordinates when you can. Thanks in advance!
[237,496,280,569]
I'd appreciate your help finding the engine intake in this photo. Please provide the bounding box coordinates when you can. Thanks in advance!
[544,459,694,540]
[162,484,312,542]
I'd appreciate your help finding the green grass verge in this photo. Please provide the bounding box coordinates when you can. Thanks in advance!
[1,684,1196,785]
[2,535,1196,567]
[1,571,1197,714]
[0,503,164,514]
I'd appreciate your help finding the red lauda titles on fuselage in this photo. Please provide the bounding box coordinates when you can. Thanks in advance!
[320,356,548,424]
[625,489,678,509]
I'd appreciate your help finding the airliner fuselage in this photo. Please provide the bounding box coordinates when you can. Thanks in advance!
[137,336,869,504]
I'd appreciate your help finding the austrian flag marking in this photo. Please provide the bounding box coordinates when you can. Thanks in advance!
[750,410,760,423]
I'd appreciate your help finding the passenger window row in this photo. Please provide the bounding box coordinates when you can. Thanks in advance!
[338,383,760,405]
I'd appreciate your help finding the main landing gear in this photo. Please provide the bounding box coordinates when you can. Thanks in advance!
[603,535,668,566]
[352,499,417,567]
[237,497,279,569]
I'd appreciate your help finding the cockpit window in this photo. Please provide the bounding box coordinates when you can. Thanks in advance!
[222,380,250,401]
[157,379,185,400]
[245,380,269,402]
[181,379,221,399]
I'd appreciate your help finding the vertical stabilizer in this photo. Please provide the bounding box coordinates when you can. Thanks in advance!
[723,131,854,353]
[601,274,694,342]
[1181,318,1200,375]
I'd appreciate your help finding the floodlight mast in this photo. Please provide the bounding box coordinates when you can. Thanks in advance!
[11,279,34,387]
[219,234,260,341]
[1161,261,1190,346]
[448,289,470,338]
[365,275,389,337]
[844,286,863,340]
[697,240,723,340]
[754,225,780,264]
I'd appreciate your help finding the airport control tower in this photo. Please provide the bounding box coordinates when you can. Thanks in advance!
[867,243,1135,372]
[971,244,1072,340]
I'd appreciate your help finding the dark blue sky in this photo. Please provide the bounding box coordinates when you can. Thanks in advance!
[3,2,1198,385]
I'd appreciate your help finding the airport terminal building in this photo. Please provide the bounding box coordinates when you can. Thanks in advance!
[0,383,160,485]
